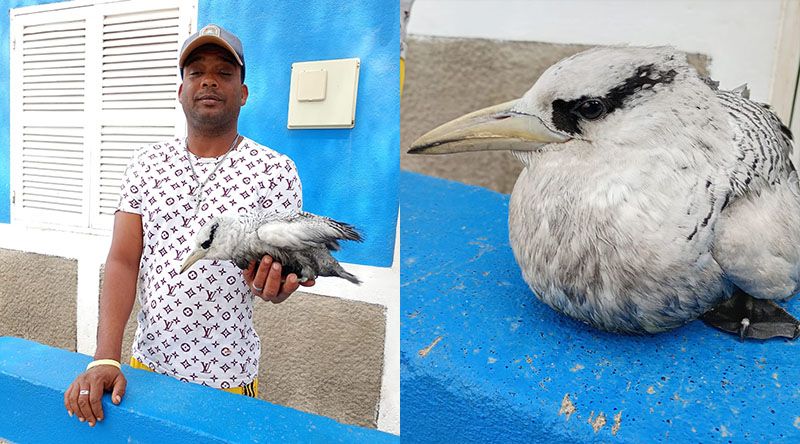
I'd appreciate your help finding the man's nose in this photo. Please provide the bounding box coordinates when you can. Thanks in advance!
[201,74,218,88]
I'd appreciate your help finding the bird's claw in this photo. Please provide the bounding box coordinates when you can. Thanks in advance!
[701,289,800,341]
[738,318,750,342]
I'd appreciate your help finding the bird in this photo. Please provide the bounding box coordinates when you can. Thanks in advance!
[180,210,363,284]
[409,46,800,340]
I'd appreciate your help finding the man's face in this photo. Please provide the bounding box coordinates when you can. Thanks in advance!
[178,44,249,132]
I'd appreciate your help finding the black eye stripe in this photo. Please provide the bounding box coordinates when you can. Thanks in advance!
[550,63,679,135]
[201,223,219,249]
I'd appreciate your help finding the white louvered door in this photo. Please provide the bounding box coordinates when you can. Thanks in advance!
[10,0,194,232]
[92,0,189,228]
[11,8,92,227]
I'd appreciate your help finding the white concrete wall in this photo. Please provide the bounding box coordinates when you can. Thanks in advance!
[408,0,788,104]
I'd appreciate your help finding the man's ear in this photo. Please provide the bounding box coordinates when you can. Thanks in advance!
[241,84,249,106]
[178,83,184,103]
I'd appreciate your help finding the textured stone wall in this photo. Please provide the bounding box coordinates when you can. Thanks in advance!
[0,248,77,350]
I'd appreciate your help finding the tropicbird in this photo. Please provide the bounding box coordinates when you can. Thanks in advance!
[180,211,362,284]
[410,46,800,340]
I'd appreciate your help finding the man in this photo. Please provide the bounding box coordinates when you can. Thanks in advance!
[63,24,314,427]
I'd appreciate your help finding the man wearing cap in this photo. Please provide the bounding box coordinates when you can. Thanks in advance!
[64,24,313,427]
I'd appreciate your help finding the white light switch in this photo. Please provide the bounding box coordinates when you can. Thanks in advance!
[288,58,360,129]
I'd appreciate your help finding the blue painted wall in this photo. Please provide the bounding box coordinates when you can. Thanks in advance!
[202,0,399,266]
[0,0,399,266]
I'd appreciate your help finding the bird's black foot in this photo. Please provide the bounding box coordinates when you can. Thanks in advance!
[701,289,800,340]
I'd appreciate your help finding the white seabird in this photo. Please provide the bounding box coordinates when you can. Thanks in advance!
[180,211,362,284]
[410,46,800,340]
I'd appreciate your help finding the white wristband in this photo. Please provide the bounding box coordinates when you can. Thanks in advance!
[86,359,121,370]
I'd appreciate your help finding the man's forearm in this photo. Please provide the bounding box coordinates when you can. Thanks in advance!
[93,256,139,362]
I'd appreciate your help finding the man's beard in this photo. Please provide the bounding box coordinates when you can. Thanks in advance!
[183,102,240,136]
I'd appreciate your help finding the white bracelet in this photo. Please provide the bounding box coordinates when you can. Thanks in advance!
[86,359,121,370]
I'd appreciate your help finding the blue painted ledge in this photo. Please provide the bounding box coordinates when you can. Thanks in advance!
[0,336,397,443]
[400,171,800,443]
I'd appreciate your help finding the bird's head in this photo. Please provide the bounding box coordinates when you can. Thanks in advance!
[179,217,238,273]
[409,46,713,160]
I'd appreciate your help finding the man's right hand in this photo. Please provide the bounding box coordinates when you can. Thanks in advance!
[64,365,127,427]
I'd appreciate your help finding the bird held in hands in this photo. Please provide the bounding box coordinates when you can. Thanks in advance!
[410,46,800,340]
[180,210,363,284]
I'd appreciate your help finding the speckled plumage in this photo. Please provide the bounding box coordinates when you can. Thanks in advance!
[412,46,799,335]
[183,210,362,284]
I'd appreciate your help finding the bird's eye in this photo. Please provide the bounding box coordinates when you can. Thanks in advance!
[575,99,606,120]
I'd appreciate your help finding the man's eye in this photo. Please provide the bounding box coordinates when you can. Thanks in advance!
[220,71,232,76]
[189,71,202,77]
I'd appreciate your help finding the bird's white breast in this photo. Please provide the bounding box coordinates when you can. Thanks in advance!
[508,146,727,333]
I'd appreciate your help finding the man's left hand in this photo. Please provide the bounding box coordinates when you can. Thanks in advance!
[243,255,315,303]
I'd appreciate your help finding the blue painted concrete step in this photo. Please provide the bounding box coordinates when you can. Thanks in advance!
[400,171,800,443]
[0,336,397,443]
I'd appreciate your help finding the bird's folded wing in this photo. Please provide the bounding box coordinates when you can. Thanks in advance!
[717,90,795,196]
[712,90,800,300]
[256,214,360,250]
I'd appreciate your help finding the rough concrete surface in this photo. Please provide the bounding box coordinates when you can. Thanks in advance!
[401,172,800,443]
[0,249,77,351]
[401,36,709,193]
[0,337,399,443]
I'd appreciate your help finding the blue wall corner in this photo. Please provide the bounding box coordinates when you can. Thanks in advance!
[200,1,399,267]
[400,171,800,443]
[0,336,398,443]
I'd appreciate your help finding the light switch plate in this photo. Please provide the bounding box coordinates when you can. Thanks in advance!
[288,58,360,129]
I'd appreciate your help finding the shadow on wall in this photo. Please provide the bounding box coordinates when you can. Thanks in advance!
[400,36,710,194]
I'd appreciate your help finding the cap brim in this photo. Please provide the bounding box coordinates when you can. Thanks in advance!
[179,35,243,68]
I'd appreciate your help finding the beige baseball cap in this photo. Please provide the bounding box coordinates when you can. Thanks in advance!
[179,24,245,80]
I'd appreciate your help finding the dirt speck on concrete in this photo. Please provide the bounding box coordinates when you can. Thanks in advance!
[559,393,576,421]
[646,386,656,394]
[587,411,606,433]
[612,411,622,435]
[418,336,443,357]
[570,363,584,372]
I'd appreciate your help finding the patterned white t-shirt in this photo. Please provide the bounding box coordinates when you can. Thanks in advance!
[117,136,302,389]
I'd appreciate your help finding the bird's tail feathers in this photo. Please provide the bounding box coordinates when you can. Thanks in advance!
[337,269,361,285]
[325,218,363,243]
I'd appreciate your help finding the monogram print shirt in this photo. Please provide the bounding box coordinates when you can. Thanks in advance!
[117,137,302,389]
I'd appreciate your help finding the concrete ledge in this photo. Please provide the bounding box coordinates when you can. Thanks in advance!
[400,171,800,443]
[0,337,397,443]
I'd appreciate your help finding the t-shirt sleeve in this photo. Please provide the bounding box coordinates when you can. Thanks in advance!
[116,151,145,215]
